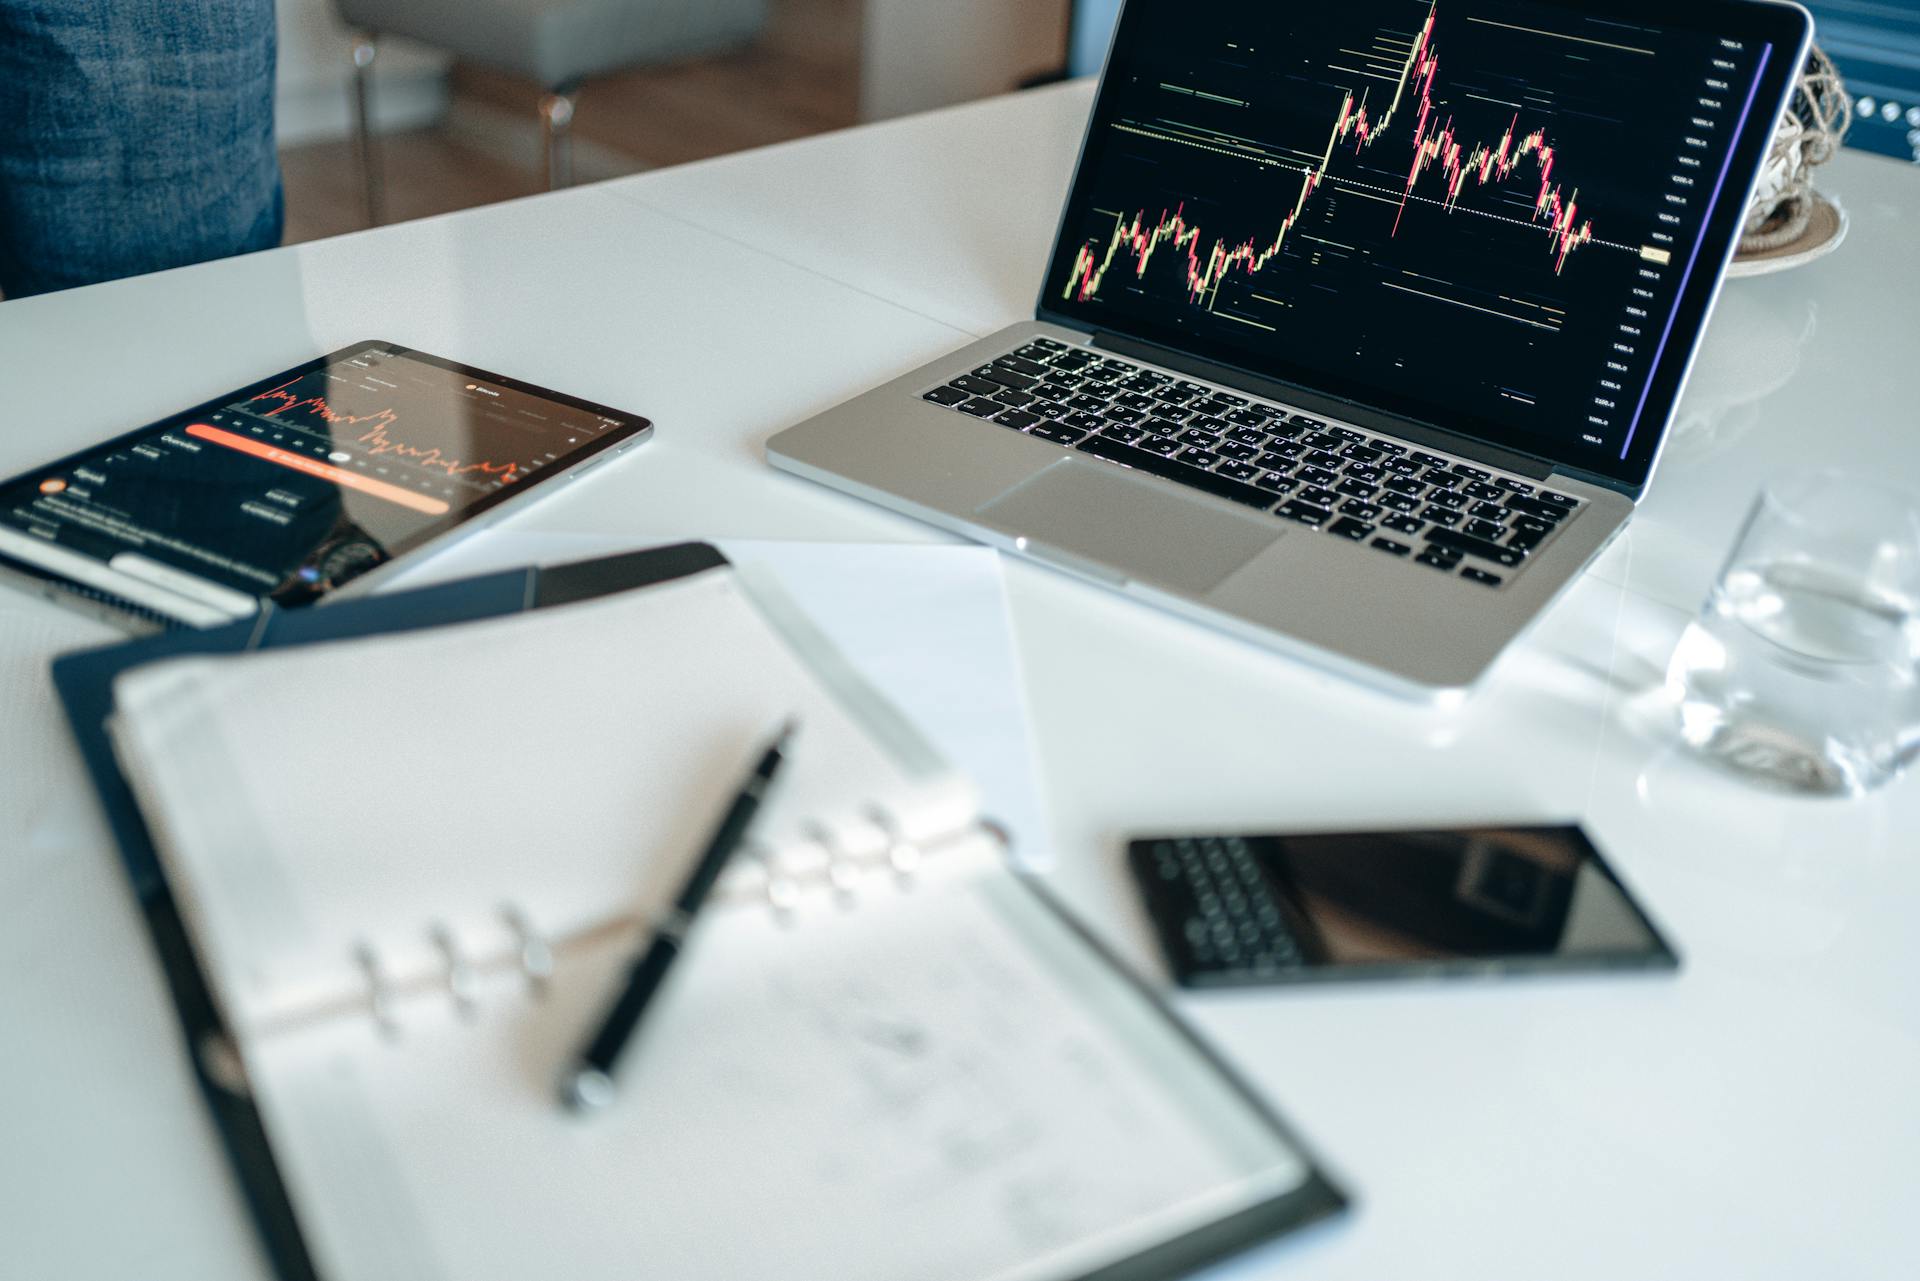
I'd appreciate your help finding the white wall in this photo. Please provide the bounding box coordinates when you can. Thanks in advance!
[276,0,452,146]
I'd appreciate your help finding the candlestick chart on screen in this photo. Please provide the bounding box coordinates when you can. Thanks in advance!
[1050,0,1769,461]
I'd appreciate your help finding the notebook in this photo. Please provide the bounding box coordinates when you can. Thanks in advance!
[103,553,1344,1281]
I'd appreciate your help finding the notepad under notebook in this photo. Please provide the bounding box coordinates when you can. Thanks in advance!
[105,555,1344,1281]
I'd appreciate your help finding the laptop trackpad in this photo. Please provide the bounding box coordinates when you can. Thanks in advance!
[975,458,1283,593]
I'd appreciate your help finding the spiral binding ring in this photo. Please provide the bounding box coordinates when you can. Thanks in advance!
[865,806,921,883]
[354,941,399,1039]
[808,822,862,906]
[430,923,478,1020]
[501,905,553,996]
[752,842,801,921]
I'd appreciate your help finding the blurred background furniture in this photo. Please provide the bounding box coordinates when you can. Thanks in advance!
[332,0,768,222]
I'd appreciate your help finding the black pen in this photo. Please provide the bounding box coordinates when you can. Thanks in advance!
[560,719,796,1112]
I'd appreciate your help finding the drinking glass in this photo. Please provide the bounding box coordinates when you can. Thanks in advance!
[1664,470,1920,795]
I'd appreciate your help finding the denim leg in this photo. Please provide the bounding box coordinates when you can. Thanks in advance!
[0,0,283,298]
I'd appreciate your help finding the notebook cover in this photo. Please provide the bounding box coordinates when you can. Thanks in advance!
[49,542,728,1281]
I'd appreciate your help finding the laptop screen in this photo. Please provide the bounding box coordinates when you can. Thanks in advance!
[1039,0,1808,490]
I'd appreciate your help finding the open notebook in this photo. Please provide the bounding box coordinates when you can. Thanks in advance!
[105,555,1343,1281]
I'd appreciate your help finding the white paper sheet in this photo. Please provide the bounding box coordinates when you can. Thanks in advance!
[387,536,1054,865]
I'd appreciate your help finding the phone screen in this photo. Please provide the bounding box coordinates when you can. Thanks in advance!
[1130,826,1675,986]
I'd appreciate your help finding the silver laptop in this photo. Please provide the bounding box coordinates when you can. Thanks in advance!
[770,0,1810,698]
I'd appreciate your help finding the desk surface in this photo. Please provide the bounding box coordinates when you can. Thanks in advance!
[3,81,1917,1281]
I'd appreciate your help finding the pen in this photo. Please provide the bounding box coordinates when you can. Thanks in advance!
[559,719,796,1112]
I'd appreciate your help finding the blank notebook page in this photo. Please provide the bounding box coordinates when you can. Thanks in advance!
[108,567,977,1035]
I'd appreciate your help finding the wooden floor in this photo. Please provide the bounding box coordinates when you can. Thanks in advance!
[280,0,862,246]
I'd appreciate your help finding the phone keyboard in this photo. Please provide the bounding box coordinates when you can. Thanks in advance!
[1130,835,1310,987]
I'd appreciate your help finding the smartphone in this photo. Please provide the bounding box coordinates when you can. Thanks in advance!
[1128,825,1677,988]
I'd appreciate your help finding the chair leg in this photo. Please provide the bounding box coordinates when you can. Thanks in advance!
[350,34,384,226]
[540,89,579,191]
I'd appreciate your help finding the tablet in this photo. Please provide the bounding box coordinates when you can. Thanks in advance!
[0,341,650,628]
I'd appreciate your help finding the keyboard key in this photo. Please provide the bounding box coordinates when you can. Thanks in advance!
[1226,427,1266,448]
[1344,463,1384,484]
[1176,446,1222,467]
[1386,456,1424,476]
[1217,441,1261,462]
[1210,391,1249,407]
[1538,490,1578,509]
[1276,500,1333,526]
[1508,530,1544,553]
[1254,471,1295,494]
[1511,516,1552,537]
[1063,411,1105,432]
[1032,382,1075,402]
[1259,444,1305,465]
[1297,486,1340,508]
[1371,537,1411,556]
[1422,468,1461,488]
[1225,408,1270,428]
[1177,428,1220,447]
[1328,516,1374,540]
[1293,417,1326,431]
[952,374,1002,397]
[1381,492,1421,514]
[1384,476,1426,497]
[1117,375,1160,394]
[996,408,1042,430]
[1115,392,1157,411]
[1422,506,1463,527]
[959,397,1002,417]
[1264,420,1306,440]
[1101,423,1145,443]
[1335,478,1377,500]
[1412,451,1451,468]
[1452,464,1491,481]
[1465,481,1505,502]
[1465,518,1507,541]
[978,365,1037,391]
[1426,528,1525,567]
[1427,488,1467,509]
[996,354,1049,378]
[1076,434,1278,510]
[1415,551,1459,571]
[994,388,1035,407]
[1106,406,1146,425]
[1328,426,1364,442]
[1340,500,1383,521]
[924,385,969,406]
[1296,465,1337,488]
[1067,393,1108,412]
[1028,422,1084,444]
[1217,461,1260,482]
[1371,440,1407,455]
[1030,337,1067,351]
[1507,495,1572,522]
[1496,477,1535,495]
[1155,387,1198,406]
[1139,435,1179,456]
[1382,514,1424,536]
[1302,432,1342,451]
[1468,500,1508,522]
[1460,567,1503,587]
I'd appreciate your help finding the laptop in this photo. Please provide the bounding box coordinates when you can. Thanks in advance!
[768,0,1810,698]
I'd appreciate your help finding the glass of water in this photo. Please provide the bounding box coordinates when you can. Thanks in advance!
[1665,470,1920,795]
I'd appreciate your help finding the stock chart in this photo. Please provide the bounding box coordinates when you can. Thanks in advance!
[1050,0,1774,465]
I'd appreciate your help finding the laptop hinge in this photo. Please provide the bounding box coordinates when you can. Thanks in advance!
[1091,331,1557,482]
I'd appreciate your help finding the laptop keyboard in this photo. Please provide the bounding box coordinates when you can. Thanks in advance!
[922,338,1586,589]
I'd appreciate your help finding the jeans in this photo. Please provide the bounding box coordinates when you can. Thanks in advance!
[0,0,283,299]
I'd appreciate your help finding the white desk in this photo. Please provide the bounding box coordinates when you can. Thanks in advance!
[3,80,1917,1280]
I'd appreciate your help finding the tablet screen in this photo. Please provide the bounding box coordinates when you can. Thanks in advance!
[0,343,647,616]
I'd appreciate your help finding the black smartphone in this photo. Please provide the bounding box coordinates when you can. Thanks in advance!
[1128,825,1677,988]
